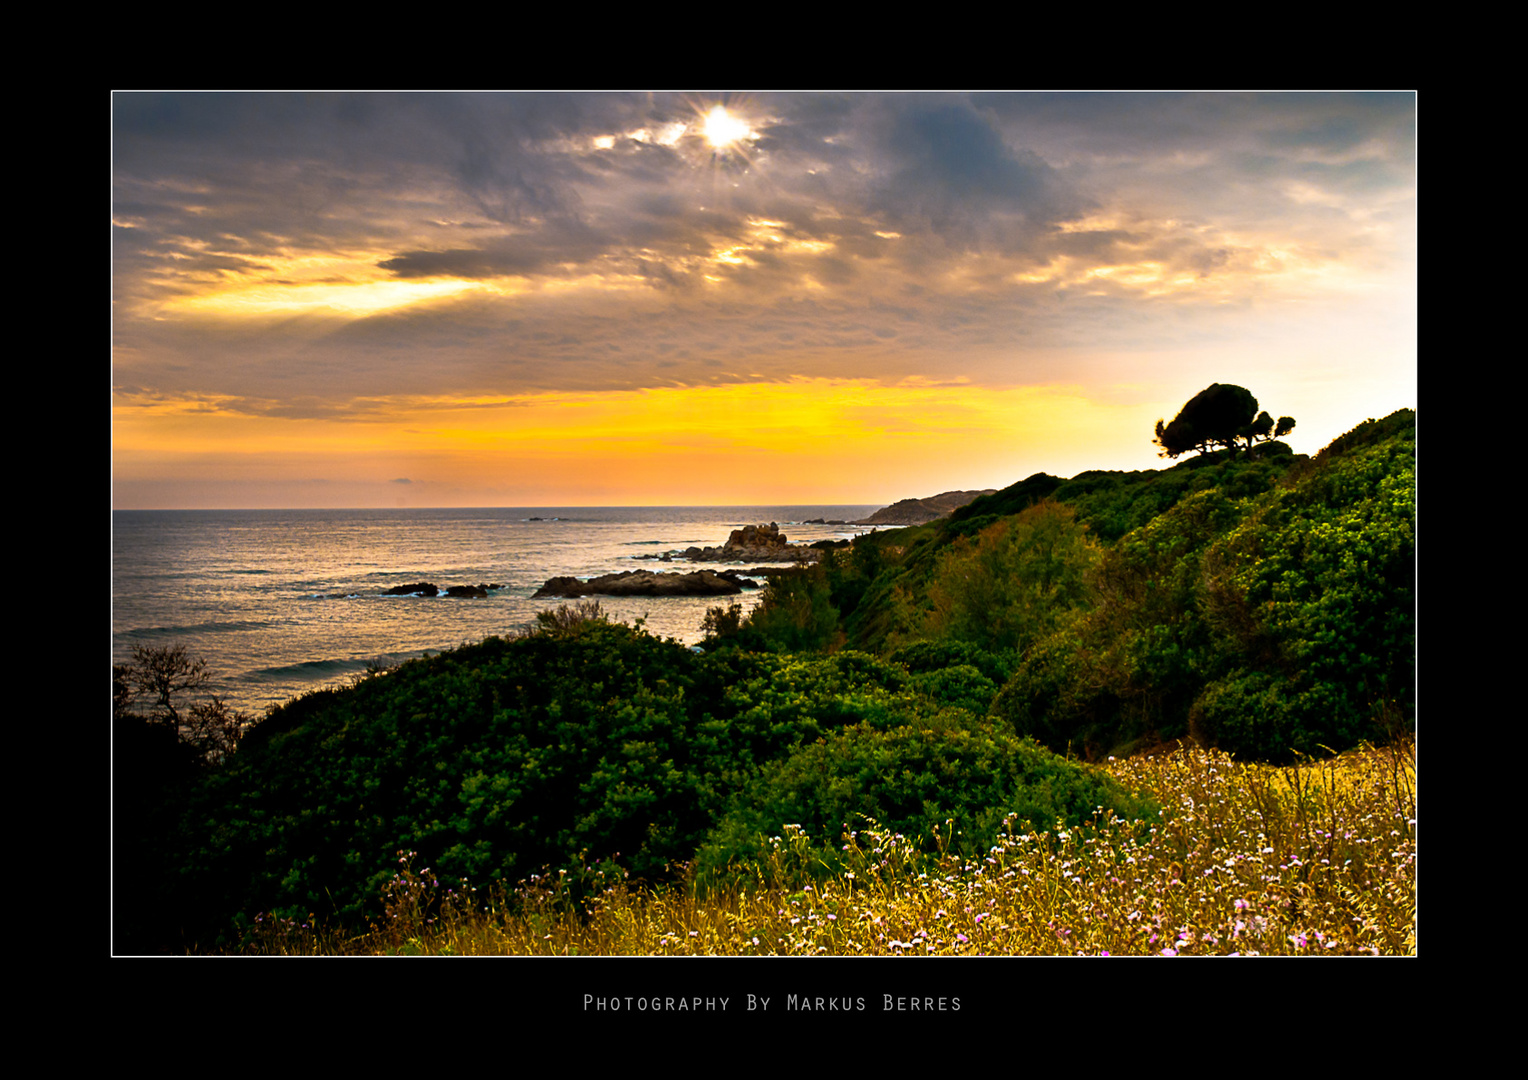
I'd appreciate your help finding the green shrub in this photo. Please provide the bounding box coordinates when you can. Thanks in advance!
[1185,418,1415,758]
[745,564,841,652]
[906,665,1000,717]
[700,602,744,640]
[989,412,1412,762]
[1187,669,1370,760]
[695,721,1156,883]
[989,620,1122,753]
[923,501,1100,655]
[887,638,1012,683]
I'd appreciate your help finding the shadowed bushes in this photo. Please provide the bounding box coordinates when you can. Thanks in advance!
[694,720,1156,884]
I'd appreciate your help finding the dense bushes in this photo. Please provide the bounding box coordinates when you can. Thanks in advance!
[739,564,841,651]
[176,622,712,941]
[695,721,1156,881]
[162,623,1116,946]
[1185,418,1416,757]
[921,501,1099,655]
[989,412,1415,760]
[795,409,1413,764]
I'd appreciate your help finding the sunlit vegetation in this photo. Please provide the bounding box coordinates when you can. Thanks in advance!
[231,740,1415,956]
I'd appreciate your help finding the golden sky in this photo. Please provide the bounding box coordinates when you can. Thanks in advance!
[112,92,1416,508]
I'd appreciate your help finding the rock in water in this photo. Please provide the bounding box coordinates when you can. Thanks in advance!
[384,582,439,597]
[531,569,758,598]
[383,582,500,598]
[684,522,822,564]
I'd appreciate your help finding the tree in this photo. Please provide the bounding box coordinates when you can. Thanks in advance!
[700,601,745,640]
[119,643,208,728]
[115,643,251,767]
[746,564,840,651]
[1154,384,1295,459]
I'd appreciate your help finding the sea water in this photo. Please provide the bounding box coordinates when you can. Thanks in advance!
[111,506,883,717]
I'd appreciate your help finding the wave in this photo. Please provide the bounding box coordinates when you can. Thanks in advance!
[248,657,365,681]
[128,620,274,638]
[250,650,428,681]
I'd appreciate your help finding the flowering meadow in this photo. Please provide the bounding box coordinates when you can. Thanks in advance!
[234,738,1414,956]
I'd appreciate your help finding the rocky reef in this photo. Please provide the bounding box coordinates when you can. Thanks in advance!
[382,582,502,598]
[531,569,761,598]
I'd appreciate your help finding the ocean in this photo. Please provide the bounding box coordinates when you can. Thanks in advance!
[111,506,883,717]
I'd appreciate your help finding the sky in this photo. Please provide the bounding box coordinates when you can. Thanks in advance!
[111,91,1416,509]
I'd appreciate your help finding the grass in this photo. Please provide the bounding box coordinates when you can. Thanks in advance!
[229,739,1415,956]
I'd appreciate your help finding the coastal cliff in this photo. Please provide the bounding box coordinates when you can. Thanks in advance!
[854,490,997,526]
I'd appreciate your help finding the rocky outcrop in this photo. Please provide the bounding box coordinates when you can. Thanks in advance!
[384,582,440,597]
[683,522,822,564]
[383,582,501,598]
[532,569,761,599]
[853,491,997,526]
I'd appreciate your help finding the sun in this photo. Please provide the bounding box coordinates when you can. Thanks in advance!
[701,105,752,149]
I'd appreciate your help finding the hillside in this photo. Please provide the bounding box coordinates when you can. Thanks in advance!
[113,409,1415,953]
[854,489,998,526]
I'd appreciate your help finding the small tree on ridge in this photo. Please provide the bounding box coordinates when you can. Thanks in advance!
[1154,383,1295,459]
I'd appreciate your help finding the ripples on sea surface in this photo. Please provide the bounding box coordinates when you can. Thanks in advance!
[112,507,883,716]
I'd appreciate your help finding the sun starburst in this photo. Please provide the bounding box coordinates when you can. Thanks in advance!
[702,105,752,148]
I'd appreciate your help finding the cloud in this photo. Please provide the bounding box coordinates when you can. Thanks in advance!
[113,91,1415,422]
[868,99,1087,248]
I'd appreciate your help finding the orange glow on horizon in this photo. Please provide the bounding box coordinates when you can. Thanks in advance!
[112,379,1160,508]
